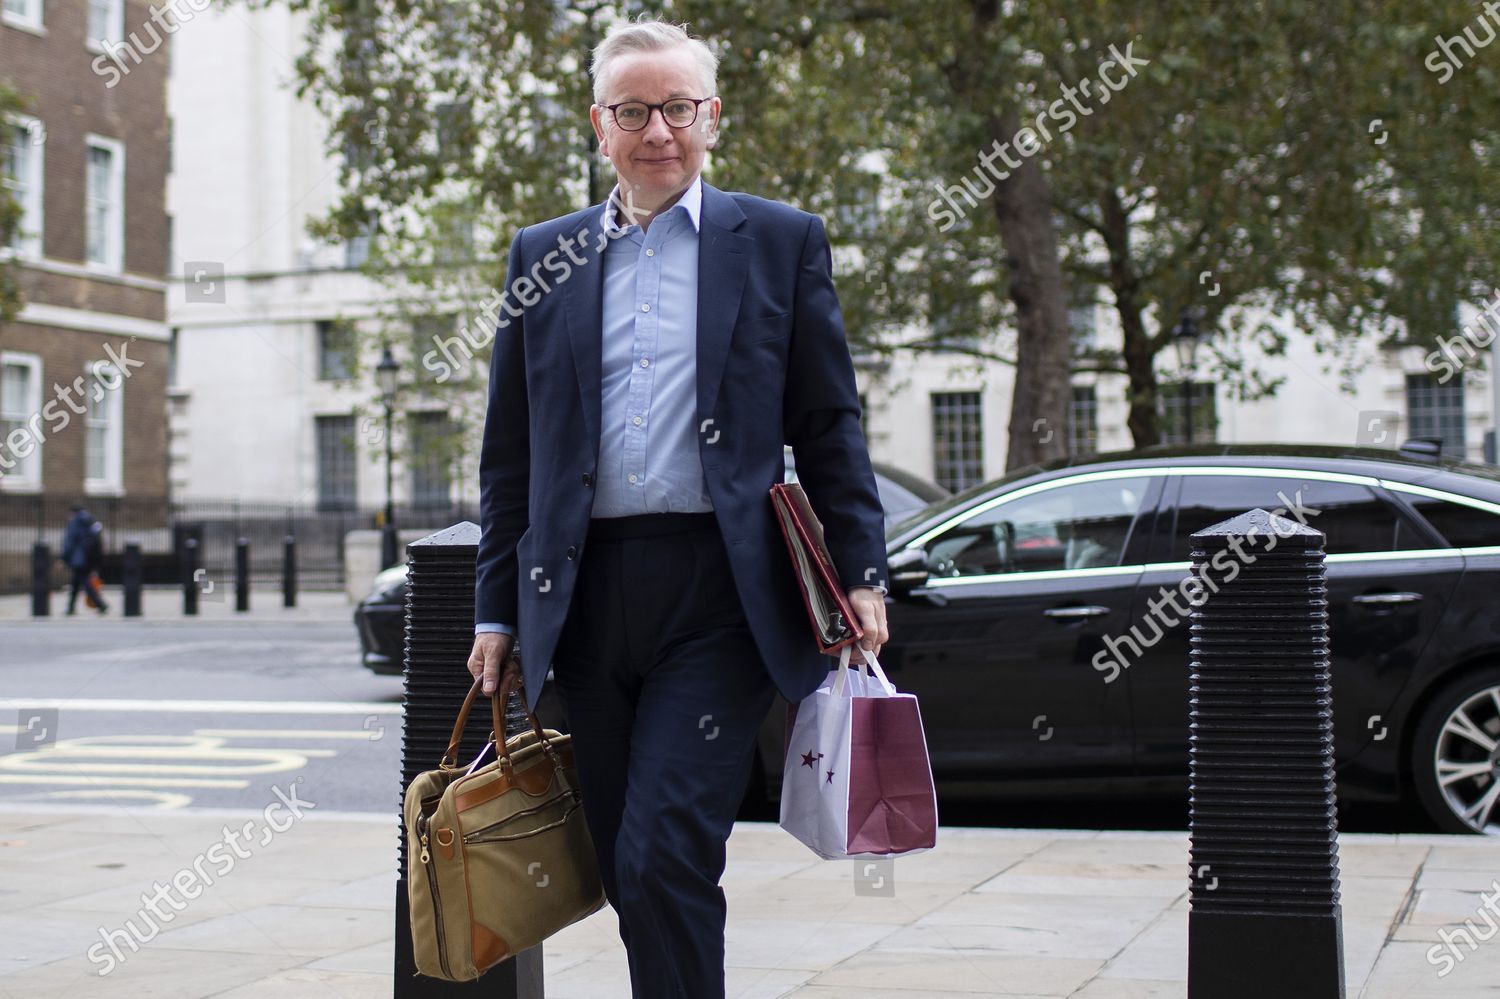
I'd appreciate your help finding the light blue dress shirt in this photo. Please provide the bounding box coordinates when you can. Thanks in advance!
[477,175,882,638]
[477,176,709,637]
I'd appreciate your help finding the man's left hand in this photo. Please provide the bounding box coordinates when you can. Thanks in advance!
[848,586,888,659]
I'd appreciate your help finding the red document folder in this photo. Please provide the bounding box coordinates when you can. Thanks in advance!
[769,482,865,654]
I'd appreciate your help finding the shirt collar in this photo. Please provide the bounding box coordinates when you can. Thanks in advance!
[601,174,703,236]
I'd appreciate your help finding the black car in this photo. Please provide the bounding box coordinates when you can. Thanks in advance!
[741,442,1500,835]
[353,455,949,673]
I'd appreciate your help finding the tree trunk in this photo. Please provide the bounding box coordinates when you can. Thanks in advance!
[1100,189,1159,447]
[989,108,1072,471]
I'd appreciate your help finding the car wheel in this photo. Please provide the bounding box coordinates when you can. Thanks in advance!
[1411,666,1500,835]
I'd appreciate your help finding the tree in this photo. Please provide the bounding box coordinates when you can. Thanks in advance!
[0,81,27,325]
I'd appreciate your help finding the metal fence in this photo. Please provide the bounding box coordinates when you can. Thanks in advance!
[0,495,479,595]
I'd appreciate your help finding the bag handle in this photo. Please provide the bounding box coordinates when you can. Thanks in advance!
[829,644,896,699]
[440,655,552,768]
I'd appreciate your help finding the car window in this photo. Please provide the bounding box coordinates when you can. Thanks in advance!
[1403,495,1500,548]
[1169,475,1407,560]
[923,477,1151,577]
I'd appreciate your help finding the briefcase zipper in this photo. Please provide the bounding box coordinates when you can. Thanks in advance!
[416,811,455,980]
[463,795,582,844]
[460,792,577,842]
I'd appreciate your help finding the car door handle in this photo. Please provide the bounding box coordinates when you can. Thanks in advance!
[1044,605,1110,619]
[1352,592,1423,605]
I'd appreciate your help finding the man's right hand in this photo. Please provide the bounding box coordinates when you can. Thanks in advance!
[467,632,520,695]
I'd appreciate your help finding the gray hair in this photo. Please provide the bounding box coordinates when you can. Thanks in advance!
[590,16,718,105]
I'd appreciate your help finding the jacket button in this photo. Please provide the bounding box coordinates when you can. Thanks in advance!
[581,473,593,486]
[566,546,577,559]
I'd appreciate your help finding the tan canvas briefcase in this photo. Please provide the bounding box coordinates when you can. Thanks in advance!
[404,671,606,981]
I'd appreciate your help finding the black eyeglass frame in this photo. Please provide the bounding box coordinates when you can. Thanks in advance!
[599,96,716,132]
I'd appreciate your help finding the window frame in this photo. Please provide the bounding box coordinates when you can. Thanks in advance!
[930,389,984,494]
[902,468,1163,586]
[314,413,358,512]
[1147,467,1480,569]
[83,359,124,494]
[83,133,125,273]
[1,0,44,33]
[84,0,123,52]
[1382,480,1500,557]
[3,113,44,258]
[0,350,44,491]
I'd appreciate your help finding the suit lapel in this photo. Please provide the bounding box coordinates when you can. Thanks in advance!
[562,180,752,454]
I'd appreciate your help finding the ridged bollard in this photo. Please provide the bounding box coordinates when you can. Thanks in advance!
[31,542,49,617]
[395,522,542,997]
[1187,508,1344,998]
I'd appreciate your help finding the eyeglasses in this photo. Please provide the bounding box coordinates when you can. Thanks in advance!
[601,97,713,132]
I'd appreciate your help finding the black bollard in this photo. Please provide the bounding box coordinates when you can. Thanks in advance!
[235,538,250,612]
[181,536,200,616]
[282,535,297,608]
[395,522,543,998]
[1186,508,1344,998]
[123,543,142,617]
[31,542,50,617]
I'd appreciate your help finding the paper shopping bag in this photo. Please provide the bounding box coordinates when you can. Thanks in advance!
[779,645,937,860]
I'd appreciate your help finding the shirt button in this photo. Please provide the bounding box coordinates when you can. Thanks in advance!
[566,546,577,560]
[628,473,639,484]
[581,473,593,486]
[632,415,642,426]
[645,248,655,257]
[639,358,650,367]
[640,302,650,312]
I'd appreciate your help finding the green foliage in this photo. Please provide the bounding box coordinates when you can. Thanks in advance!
[259,0,1500,451]
[0,81,26,324]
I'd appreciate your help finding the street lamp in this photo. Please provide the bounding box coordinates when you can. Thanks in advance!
[376,344,400,570]
[1171,307,1202,444]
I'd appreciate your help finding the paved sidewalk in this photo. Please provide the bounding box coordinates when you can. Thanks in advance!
[0,588,354,624]
[2,804,1496,998]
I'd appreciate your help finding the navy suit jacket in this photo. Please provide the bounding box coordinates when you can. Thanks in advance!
[475,180,889,713]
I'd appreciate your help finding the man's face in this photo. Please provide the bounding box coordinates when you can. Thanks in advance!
[589,46,719,211]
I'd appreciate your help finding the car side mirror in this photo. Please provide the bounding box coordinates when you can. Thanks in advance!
[887,547,930,598]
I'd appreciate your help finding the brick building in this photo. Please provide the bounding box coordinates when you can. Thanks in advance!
[1,0,170,510]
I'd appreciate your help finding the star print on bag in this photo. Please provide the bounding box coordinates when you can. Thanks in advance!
[801,749,823,769]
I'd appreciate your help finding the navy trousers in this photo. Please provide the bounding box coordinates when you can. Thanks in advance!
[551,511,777,999]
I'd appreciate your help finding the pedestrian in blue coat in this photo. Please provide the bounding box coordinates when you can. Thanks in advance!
[61,505,109,615]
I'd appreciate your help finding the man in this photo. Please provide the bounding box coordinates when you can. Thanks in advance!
[466,17,890,997]
[62,505,108,616]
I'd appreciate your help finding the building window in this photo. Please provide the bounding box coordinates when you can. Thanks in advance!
[1406,373,1466,458]
[84,135,125,271]
[0,352,43,490]
[1068,299,1097,353]
[931,390,983,493]
[315,415,357,511]
[1069,385,1098,457]
[409,411,452,508]
[86,0,122,49]
[345,215,375,268]
[1159,382,1216,444]
[317,319,354,381]
[84,361,123,492]
[2,0,43,31]
[3,115,44,257]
